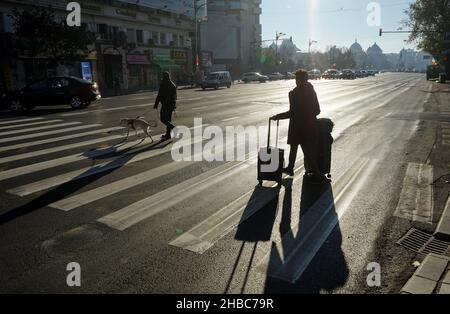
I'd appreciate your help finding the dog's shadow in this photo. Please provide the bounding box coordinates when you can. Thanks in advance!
[82,137,172,165]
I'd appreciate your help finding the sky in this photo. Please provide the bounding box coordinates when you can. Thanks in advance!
[261,0,418,53]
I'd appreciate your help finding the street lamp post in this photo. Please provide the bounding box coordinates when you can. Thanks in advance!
[193,0,207,73]
[275,31,286,68]
[308,39,317,69]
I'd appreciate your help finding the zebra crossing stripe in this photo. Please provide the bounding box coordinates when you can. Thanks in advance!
[61,103,150,117]
[0,119,63,131]
[0,122,82,137]
[0,135,156,182]
[0,124,102,144]
[0,127,125,153]
[50,160,196,211]
[0,117,44,126]
[7,136,205,196]
[0,134,125,165]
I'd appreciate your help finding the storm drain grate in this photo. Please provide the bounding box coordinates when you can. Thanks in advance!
[397,228,450,256]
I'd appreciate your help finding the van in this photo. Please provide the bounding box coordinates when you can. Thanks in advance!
[201,71,232,90]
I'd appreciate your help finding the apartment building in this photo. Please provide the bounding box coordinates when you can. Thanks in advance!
[0,0,195,94]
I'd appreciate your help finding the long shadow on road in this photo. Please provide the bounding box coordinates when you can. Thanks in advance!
[264,178,349,293]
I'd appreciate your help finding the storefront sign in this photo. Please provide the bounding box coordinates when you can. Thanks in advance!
[171,50,187,64]
[126,54,150,64]
[200,51,213,68]
[81,62,92,81]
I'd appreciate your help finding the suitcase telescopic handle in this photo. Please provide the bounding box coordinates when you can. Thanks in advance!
[267,119,280,149]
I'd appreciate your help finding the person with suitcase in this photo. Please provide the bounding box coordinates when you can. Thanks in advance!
[271,69,328,185]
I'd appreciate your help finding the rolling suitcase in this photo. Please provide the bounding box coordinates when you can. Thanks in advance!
[317,118,334,178]
[258,119,285,186]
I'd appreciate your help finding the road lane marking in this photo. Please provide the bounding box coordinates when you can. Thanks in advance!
[0,134,125,165]
[7,136,204,196]
[0,119,63,131]
[394,163,434,224]
[0,122,82,137]
[0,124,101,145]
[222,116,240,122]
[61,103,151,117]
[0,117,44,126]
[0,127,125,153]
[50,160,196,211]
[257,158,379,283]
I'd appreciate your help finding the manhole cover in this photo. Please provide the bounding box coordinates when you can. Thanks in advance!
[397,228,450,256]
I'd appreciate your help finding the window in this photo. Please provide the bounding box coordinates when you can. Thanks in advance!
[179,35,184,47]
[160,32,166,45]
[152,32,159,44]
[136,30,143,43]
[28,80,47,91]
[49,78,70,89]
[172,34,178,46]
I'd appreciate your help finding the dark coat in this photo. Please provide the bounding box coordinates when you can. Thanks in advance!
[155,79,177,109]
[277,82,321,145]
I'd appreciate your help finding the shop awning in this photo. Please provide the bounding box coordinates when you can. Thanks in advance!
[152,55,181,71]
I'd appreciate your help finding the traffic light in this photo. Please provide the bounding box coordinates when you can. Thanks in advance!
[379,28,383,36]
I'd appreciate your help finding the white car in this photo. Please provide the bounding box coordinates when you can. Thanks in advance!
[268,72,285,81]
[241,72,268,83]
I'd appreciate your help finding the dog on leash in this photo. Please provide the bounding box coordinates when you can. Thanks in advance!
[119,116,157,142]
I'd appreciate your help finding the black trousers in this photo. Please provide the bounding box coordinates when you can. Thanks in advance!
[160,105,175,136]
[287,139,320,175]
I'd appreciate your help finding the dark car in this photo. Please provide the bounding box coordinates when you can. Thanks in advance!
[2,76,101,112]
[339,69,356,80]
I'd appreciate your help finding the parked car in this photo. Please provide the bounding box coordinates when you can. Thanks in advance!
[202,71,232,90]
[268,72,285,81]
[322,69,341,79]
[339,69,356,80]
[285,72,296,79]
[367,70,376,76]
[308,69,322,80]
[2,76,101,112]
[241,72,268,83]
[426,65,443,81]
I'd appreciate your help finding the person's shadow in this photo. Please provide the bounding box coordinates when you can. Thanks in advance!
[264,177,349,293]
[224,184,280,294]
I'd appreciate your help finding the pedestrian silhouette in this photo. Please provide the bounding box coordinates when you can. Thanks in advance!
[271,69,327,184]
[154,72,177,140]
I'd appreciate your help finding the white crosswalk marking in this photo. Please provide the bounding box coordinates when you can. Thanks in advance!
[0,124,101,144]
[0,117,44,126]
[0,119,63,131]
[0,127,124,153]
[61,103,150,117]
[0,122,82,136]
[0,134,124,165]
[6,135,205,195]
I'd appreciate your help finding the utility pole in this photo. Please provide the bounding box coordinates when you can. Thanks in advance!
[193,0,207,73]
[275,31,285,68]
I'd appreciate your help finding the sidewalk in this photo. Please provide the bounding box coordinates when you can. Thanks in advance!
[399,81,450,294]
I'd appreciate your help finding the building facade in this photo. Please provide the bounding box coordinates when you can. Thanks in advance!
[0,0,196,95]
[199,0,262,78]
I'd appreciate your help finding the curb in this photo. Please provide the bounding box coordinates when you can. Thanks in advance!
[435,196,450,241]
[401,254,450,294]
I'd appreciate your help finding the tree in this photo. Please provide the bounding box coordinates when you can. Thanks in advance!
[9,6,94,64]
[405,0,450,61]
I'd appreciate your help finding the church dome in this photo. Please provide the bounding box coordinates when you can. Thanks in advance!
[350,40,363,53]
[367,42,383,55]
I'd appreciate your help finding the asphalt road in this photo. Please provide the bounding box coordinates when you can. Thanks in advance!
[0,73,438,293]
